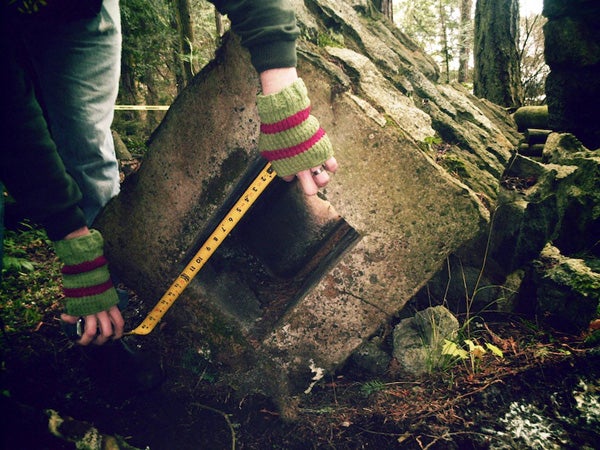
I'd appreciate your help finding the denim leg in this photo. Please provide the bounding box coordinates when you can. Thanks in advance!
[22,0,122,225]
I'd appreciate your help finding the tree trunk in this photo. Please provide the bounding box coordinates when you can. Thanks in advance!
[173,0,195,86]
[438,0,450,83]
[143,69,161,135]
[167,8,186,95]
[457,0,473,83]
[373,0,393,21]
[117,54,143,127]
[473,0,523,108]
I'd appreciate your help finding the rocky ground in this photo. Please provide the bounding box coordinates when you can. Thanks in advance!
[1,284,598,449]
[1,195,599,449]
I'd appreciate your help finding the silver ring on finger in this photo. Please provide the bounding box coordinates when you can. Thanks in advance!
[312,167,325,176]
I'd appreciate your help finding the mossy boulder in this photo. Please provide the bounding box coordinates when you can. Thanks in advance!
[531,244,600,333]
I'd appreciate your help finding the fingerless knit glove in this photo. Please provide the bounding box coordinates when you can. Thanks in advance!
[53,229,119,317]
[257,78,334,178]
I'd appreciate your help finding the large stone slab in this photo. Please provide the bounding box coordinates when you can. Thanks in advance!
[97,24,514,409]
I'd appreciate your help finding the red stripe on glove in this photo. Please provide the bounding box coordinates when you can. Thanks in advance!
[260,128,326,161]
[61,255,108,275]
[260,106,311,134]
[63,279,114,298]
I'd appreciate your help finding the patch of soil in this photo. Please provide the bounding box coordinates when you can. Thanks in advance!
[1,298,598,449]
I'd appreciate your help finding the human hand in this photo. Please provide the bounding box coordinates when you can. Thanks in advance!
[280,156,338,196]
[53,228,122,345]
[61,305,124,346]
[257,74,336,195]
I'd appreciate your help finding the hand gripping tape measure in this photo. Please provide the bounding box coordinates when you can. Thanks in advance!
[126,162,276,336]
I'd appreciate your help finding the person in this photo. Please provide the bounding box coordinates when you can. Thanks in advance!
[1,0,338,344]
[0,10,125,345]
[1,0,126,345]
[208,0,339,193]
[6,0,122,227]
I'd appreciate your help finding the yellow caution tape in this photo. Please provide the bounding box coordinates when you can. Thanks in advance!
[114,105,170,111]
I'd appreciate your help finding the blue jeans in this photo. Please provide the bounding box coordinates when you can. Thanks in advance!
[21,0,122,225]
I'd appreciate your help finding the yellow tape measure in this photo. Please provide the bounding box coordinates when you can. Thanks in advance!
[126,162,276,336]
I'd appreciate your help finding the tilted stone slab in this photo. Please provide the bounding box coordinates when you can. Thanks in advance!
[97,34,510,411]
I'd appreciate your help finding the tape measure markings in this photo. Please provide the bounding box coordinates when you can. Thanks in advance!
[127,163,276,335]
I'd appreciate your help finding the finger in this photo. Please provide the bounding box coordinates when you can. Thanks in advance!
[77,316,98,346]
[296,170,319,195]
[310,165,330,188]
[322,156,338,173]
[281,174,295,182]
[109,305,125,339]
[60,313,78,324]
[93,312,113,346]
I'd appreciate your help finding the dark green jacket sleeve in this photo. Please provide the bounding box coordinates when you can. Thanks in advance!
[0,27,87,241]
[210,0,300,72]
[2,0,102,23]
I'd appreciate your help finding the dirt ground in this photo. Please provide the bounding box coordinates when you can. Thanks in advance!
[1,287,599,450]
[1,210,598,449]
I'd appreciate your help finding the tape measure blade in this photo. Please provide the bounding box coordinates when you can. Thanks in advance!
[126,163,276,336]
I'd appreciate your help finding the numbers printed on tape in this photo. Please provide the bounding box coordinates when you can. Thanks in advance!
[127,163,276,335]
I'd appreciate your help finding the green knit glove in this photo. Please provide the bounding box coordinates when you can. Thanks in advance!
[53,229,119,317]
[257,78,334,178]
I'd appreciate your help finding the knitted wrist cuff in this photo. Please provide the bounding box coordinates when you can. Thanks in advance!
[53,229,104,264]
[53,229,119,316]
[257,78,333,178]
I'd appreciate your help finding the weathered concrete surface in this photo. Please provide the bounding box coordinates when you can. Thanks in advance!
[257,52,490,385]
[96,3,519,409]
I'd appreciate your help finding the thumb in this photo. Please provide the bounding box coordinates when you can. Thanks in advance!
[60,313,79,324]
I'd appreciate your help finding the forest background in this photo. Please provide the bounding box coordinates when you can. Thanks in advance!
[115,0,547,155]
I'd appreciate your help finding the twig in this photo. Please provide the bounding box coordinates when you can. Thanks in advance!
[191,402,236,450]
[421,378,504,419]
[357,427,406,438]
[418,430,493,449]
